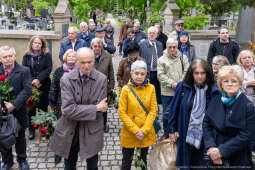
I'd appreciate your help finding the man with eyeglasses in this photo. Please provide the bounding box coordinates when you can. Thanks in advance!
[157,38,189,141]
[168,19,186,41]
[207,27,240,65]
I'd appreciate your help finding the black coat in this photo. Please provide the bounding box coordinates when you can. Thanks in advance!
[207,38,240,65]
[0,62,32,128]
[203,94,254,169]
[156,32,168,50]
[22,52,52,110]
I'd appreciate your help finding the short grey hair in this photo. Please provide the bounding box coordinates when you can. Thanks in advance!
[131,60,147,72]
[166,38,178,45]
[68,26,79,33]
[0,46,16,55]
[80,22,88,28]
[148,26,158,34]
[212,55,229,66]
[91,37,103,47]
[76,47,94,59]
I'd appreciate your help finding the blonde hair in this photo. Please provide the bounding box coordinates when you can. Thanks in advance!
[27,35,48,54]
[217,65,244,91]
[236,50,255,66]
[63,49,76,62]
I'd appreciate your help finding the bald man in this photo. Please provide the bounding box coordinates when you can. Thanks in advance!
[51,47,108,170]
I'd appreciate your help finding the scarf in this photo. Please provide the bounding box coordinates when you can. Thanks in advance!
[63,63,76,76]
[180,44,188,55]
[130,78,148,87]
[30,50,41,69]
[186,84,208,149]
[221,89,242,108]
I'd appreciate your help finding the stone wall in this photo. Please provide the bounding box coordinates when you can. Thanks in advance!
[0,30,62,71]
[188,30,236,59]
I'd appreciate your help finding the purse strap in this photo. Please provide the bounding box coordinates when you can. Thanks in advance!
[127,84,148,114]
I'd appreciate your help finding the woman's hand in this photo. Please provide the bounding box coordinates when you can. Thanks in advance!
[169,133,177,143]
[207,147,222,163]
[247,79,255,87]
[135,130,144,141]
[32,79,41,88]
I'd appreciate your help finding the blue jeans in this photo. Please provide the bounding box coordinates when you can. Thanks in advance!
[161,96,173,135]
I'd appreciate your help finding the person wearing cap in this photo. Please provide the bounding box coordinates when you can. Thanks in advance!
[207,27,240,65]
[155,23,168,50]
[118,60,157,170]
[95,27,116,54]
[78,22,95,47]
[59,26,86,62]
[178,31,196,63]
[117,42,145,88]
[133,21,147,43]
[122,28,139,58]
[139,26,163,104]
[168,19,185,41]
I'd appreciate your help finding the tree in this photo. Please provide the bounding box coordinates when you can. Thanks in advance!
[175,0,198,17]
[31,0,49,16]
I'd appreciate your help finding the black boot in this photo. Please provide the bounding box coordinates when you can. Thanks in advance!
[55,154,62,165]
[29,127,35,140]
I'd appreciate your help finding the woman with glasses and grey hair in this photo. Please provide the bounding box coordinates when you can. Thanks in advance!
[118,60,157,170]
[212,55,230,80]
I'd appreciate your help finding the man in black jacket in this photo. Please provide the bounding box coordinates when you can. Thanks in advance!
[207,27,240,65]
[155,23,168,50]
[0,46,32,170]
[95,27,116,54]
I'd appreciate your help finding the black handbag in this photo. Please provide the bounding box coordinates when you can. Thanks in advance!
[128,84,161,134]
[204,153,230,168]
[0,102,21,153]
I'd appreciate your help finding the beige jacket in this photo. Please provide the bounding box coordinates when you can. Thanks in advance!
[157,49,189,96]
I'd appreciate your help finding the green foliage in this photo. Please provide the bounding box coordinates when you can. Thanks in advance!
[150,0,167,12]
[32,0,50,16]
[183,15,209,30]
[149,11,163,26]
[135,148,146,169]
[176,0,198,14]
[72,0,90,22]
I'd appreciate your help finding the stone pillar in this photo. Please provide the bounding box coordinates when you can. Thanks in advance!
[145,0,152,26]
[53,0,72,37]
[160,0,180,34]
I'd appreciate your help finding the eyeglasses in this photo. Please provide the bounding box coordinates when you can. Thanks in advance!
[2,55,13,59]
[68,55,76,58]
[133,72,146,77]
[176,24,184,27]
[222,79,238,85]
[167,46,177,49]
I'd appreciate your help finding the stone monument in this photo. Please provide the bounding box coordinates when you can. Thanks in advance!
[145,0,152,26]
[160,0,180,34]
[53,0,72,37]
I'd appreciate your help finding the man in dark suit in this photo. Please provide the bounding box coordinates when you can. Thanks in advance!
[0,46,32,170]
[78,22,95,48]
[139,26,163,104]
[95,27,116,54]
[155,23,168,50]
[59,26,86,62]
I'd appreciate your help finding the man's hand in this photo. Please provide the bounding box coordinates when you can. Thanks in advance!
[171,83,178,89]
[32,79,41,88]
[207,147,222,162]
[247,79,255,87]
[4,101,15,113]
[169,133,177,143]
[61,108,64,115]
[96,98,108,112]
[135,130,144,141]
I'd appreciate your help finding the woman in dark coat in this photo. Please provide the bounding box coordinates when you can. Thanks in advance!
[178,31,196,64]
[22,35,52,140]
[168,59,218,169]
[203,65,255,169]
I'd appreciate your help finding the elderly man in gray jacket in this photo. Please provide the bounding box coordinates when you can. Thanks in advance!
[50,47,108,170]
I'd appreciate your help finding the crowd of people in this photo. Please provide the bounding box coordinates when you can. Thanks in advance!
[0,16,255,170]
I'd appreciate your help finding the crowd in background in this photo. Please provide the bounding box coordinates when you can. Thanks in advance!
[0,16,255,170]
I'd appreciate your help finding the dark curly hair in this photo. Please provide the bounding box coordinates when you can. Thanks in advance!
[183,58,215,87]
[125,41,140,55]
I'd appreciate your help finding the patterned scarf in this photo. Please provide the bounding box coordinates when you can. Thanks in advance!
[63,62,76,76]
[221,89,242,108]
[186,84,208,149]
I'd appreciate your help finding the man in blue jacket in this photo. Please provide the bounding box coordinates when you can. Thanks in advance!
[95,27,116,54]
[78,22,95,48]
[59,26,86,62]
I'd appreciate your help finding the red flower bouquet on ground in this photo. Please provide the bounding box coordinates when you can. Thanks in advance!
[27,86,41,110]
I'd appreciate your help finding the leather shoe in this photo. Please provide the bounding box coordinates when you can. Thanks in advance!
[2,161,14,170]
[55,154,62,165]
[19,160,30,170]
[104,124,109,133]
[29,130,35,140]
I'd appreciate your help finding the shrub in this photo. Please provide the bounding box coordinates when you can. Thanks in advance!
[183,15,209,30]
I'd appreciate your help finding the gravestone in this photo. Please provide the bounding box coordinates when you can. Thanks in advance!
[160,0,180,34]
[53,0,72,37]
[236,7,255,48]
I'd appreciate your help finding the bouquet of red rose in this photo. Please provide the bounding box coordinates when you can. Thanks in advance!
[0,75,14,103]
[27,86,41,110]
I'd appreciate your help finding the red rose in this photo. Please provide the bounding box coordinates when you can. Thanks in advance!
[46,134,50,140]
[33,124,39,129]
[0,75,6,82]
[41,127,47,134]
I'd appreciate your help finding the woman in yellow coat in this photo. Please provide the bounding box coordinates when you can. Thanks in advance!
[118,60,157,170]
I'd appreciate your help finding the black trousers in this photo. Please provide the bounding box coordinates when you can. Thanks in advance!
[149,71,162,104]
[121,147,148,170]
[64,131,98,170]
[1,129,27,164]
